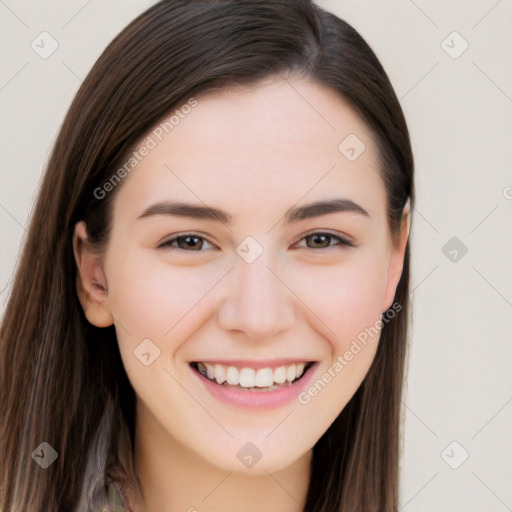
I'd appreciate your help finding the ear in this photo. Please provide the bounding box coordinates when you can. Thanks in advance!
[73,221,114,327]
[381,198,410,312]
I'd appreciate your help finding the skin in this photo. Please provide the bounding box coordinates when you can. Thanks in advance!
[73,76,409,512]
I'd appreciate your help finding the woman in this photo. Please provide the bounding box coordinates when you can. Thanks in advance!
[0,1,414,510]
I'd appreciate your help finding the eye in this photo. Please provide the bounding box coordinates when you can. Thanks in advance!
[157,231,354,252]
[158,233,215,251]
[297,231,354,249]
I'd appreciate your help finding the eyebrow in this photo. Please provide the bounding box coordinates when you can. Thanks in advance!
[137,198,369,224]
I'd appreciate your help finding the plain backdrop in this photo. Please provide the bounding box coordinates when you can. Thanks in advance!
[1,1,511,510]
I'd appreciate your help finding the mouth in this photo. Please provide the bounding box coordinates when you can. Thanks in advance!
[190,360,315,392]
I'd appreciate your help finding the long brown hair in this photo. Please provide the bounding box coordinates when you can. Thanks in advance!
[0,1,414,510]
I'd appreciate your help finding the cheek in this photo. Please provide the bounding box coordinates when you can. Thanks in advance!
[291,252,389,352]
[292,255,390,428]
[104,247,223,350]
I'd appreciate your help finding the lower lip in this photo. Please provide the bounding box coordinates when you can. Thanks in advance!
[191,363,317,410]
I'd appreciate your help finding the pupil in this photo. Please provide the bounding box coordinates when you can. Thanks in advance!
[311,234,329,248]
[181,236,201,250]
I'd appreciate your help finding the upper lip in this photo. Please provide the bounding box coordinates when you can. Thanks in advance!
[190,359,314,369]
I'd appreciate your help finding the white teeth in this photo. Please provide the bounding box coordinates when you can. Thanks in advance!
[286,365,296,382]
[239,368,256,388]
[205,362,215,380]
[214,364,226,384]
[226,366,239,385]
[255,367,274,388]
[273,366,287,384]
[196,361,310,388]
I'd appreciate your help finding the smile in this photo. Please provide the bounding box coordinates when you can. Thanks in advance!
[192,361,312,390]
[190,360,316,409]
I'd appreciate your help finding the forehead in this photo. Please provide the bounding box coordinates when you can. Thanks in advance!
[112,78,386,223]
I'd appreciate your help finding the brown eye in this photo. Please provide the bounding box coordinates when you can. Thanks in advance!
[176,235,203,250]
[306,234,332,249]
[300,232,354,249]
[158,234,213,251]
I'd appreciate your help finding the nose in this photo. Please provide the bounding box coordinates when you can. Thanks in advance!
[217,255,296,340]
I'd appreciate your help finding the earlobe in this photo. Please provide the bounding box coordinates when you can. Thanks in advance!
[73,221,114,328]
[381,199,410,312]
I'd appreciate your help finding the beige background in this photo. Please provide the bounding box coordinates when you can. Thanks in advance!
[1,1,511,510]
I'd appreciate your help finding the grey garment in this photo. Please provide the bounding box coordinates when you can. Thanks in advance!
[88,474,133,512]
[74,397,137,511]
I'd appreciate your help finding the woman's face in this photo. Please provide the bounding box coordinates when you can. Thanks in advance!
[75,77,408,475]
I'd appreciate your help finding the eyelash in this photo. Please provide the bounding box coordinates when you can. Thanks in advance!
[157,231,355,251]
